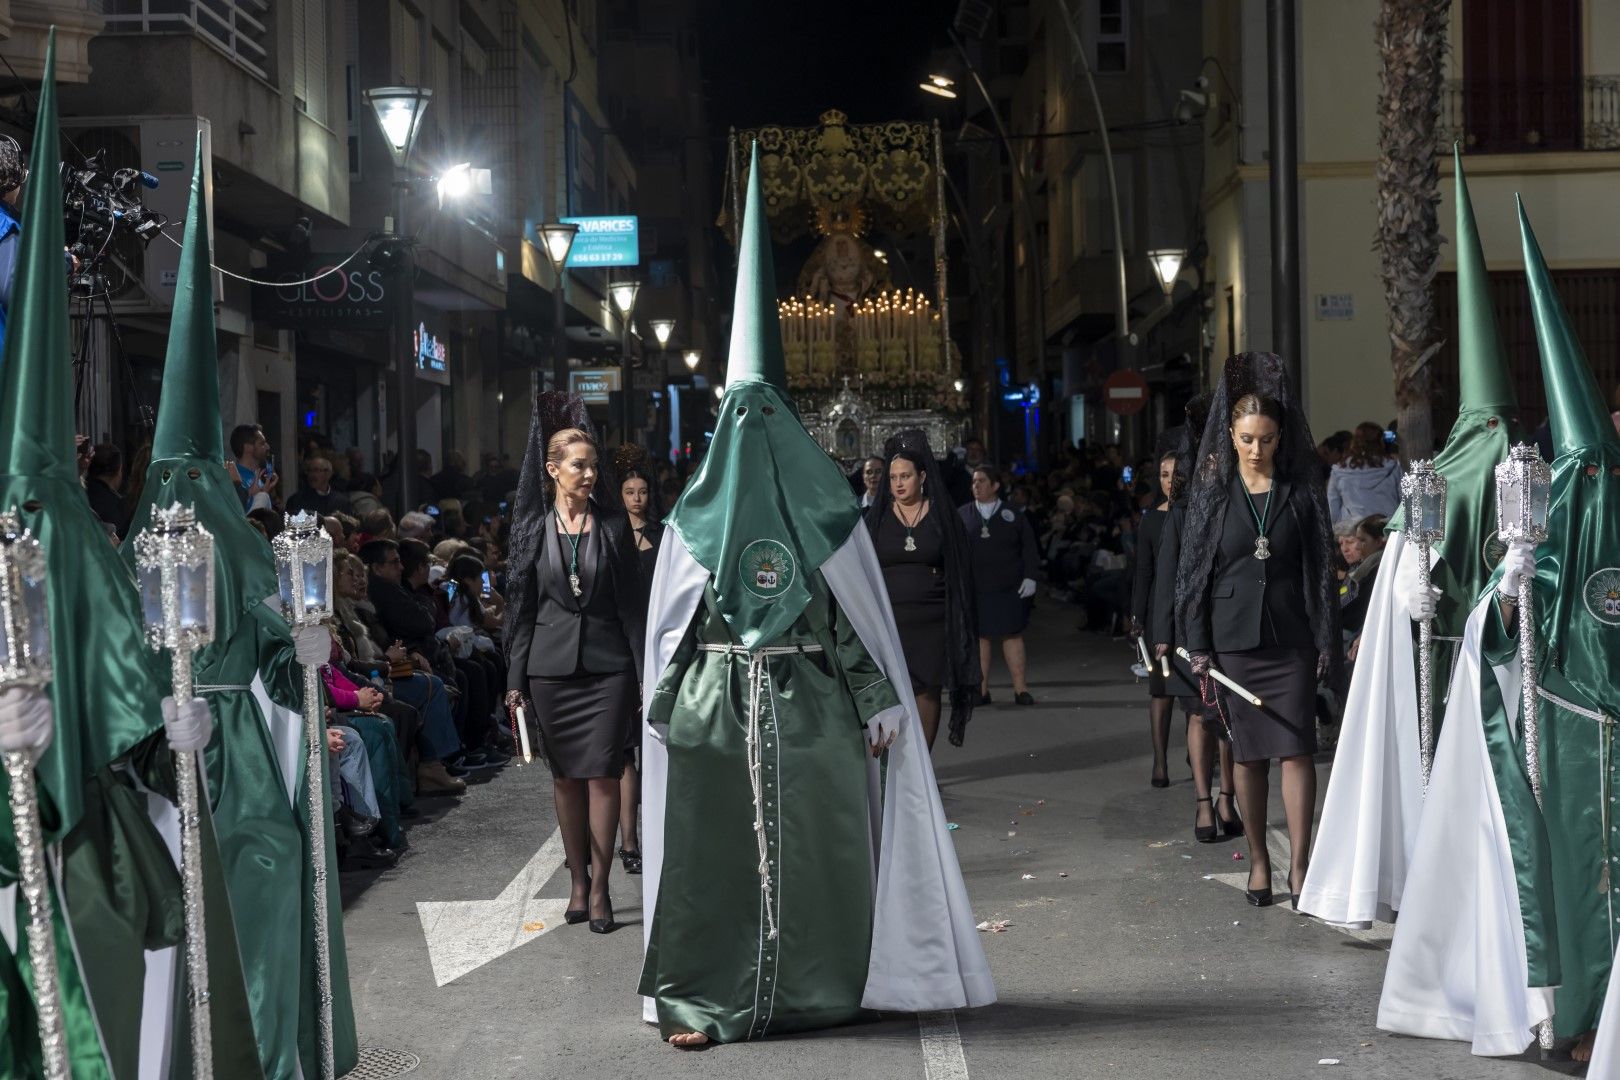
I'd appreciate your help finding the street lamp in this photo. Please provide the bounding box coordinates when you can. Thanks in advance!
[538,222,579,395]
[682,348,702,372]
[1148,248,1186,301]
[436,162,492,208]
[649,318,675,349]
[609,278,641,445]
[921,73,958,99]
[364,85,430,515]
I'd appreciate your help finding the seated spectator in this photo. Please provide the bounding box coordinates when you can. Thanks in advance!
[287,454,352,518]
[85,443,130,540]
[326,723,399,869]
[356,508,396,545]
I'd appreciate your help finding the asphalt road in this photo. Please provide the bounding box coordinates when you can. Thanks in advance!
[340,602,1577,1080]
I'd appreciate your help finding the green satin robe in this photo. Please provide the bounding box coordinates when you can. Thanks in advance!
[1484,612,1617,1040]
[198,603,357,1080]
[639,573,899,1042]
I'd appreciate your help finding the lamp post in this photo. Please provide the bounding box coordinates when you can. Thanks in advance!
[609,278,641,445]
[271,513,337,1080]
[363,86,431,515]
[682,348,701,373]
[539,222,580,397]
[0,509,68,1080]
[1148,249,1186,304]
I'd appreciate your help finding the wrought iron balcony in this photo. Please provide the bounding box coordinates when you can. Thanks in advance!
[1438,76,1620,153]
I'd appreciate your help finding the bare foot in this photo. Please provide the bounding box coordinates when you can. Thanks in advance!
[668,1032,709,1049]
[1572,1030,1596,1062]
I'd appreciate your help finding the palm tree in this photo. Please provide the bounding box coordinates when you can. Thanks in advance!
[1373,0,1451,462]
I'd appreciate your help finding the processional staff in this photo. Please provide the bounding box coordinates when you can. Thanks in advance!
[272,511,338,1080]
[1400,461,1447,792]
[1495,444,1552,809]
[0,509,69,1079]
[133,503,218,1077]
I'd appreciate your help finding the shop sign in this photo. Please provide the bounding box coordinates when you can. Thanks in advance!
[569,367,621,403]
[414,322,450,385]
[561,216,640,268]
[252,258,391,328]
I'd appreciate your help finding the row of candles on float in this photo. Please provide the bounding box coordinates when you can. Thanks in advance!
[777,287,943,368]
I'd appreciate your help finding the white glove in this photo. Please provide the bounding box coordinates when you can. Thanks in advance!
[161,695,213,753]
[1497,540,1538,599]
[1404,584,1442,622]
[1017,578,1037,600]
[865,715,900,756]
[0,685,53,759]
[293,625,330,666]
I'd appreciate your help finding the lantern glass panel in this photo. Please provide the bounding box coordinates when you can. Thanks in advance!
[278,563,297,618]
[303,557,330,614]
[1529,471,1551,531]
[22,571,49,670]
[1418,491,1445,536]
[1497,474,1522,534]
[138,559,166,636]
[178,560,213,637]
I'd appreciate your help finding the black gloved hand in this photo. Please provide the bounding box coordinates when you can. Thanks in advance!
[1190,652,1212,677]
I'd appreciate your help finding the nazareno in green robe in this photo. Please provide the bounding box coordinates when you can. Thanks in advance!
[638,571,898,1041]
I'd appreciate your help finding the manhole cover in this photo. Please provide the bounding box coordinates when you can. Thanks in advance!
[341,1046,420,1078]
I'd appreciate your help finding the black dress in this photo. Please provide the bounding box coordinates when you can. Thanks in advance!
[959,500,1039,637]
[873,509,949,692]
[1185,477,1319,763]
[505,511,645,779]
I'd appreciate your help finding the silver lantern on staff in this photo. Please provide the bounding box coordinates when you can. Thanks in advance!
[1400,460,1447,791]
[132,502,217,1077]
[271,510,336,1080]
[0,508,69,1079]
[1495,443,1552,808]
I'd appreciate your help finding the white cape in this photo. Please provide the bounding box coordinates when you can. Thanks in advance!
[639,527,996,1023]
[1376,591,1553,1056]
[1299,531,1423,926]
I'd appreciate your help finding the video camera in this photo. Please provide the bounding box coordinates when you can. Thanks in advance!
[60,148,166,272]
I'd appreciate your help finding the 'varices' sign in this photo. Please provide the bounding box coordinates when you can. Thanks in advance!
[560,215,639,268]
[251,258,391,329]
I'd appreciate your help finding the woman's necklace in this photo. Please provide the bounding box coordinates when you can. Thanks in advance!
[1242,482,1274,561]
[896,500,925,552]
[558,502,589,597]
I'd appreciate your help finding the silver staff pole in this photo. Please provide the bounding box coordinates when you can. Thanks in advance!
[1495,444,1552,810]
[1401,461,1447,792]
[272,512,337,1080]
[0,509,68,1079]
[133,503,218,1076]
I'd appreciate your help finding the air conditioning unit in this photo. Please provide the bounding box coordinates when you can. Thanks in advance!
[59,115,214,314]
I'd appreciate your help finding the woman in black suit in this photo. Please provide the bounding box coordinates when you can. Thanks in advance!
[960,466,1041,706]
[505,397,645,933]
[1177,354,1338,909]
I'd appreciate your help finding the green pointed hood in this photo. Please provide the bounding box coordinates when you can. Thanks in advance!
[666,149,859,651]
[1403,152,1524,634]
[0,31,165,860]
[1454,148,1518,416]
[1519,197,1620,460]
[122,135,281,655]
[151,140,224,463]
[1512,196,1620,705]
[724,143,789,391]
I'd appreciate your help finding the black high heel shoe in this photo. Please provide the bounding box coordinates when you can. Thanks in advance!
[565,906,589,924]
[589,898,616,934]
[1247,863,1274,906]
[1151,768,1170,789]
[1216,793,1243,838]
[1193,797,1218,844]
[619,847,643,875]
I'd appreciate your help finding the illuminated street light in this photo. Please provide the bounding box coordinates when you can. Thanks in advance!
[649,318,676,348]
[609,278,641,318]
[920,74,958,99]
[682,349,702,371]
[437,162,492,208]
[539,222,579,272]
[1148,248,1187,299]
[363,86,432,169]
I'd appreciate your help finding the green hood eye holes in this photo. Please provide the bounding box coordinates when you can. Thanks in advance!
[736,406,748,417]
[763,405,776,416]
[187,467,202,480]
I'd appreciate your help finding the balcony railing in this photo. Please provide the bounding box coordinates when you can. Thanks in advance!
[104,0,271,82]
[1438,76,1620,153]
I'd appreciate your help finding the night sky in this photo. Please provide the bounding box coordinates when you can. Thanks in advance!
[696,0,948,132]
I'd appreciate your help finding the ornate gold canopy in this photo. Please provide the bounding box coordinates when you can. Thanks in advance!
[723,110,942,244]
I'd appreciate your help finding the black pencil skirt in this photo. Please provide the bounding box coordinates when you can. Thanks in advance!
[1211,647,1318,763]
[529,669,636,779]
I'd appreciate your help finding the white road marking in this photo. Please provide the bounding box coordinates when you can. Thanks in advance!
[918,1010,970,1080]
[1202,829,1395,946]
[415,827,571,986]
